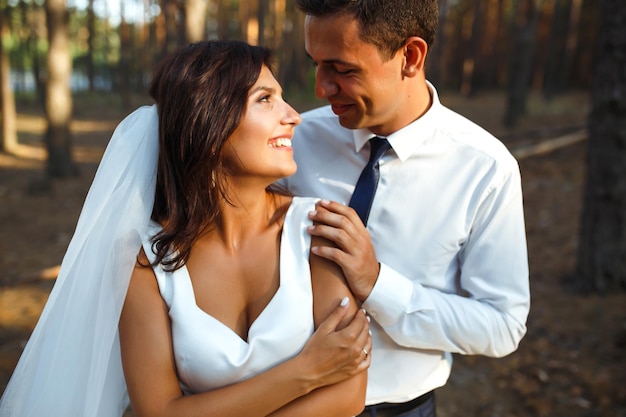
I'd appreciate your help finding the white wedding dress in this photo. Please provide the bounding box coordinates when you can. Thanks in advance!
[142,197,316,394]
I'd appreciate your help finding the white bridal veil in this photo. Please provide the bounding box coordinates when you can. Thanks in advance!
[0,105,159,417]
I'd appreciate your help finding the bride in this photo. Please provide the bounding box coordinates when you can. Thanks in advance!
[0,40,371,417]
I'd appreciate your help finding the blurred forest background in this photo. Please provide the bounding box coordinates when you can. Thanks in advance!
[0,0,606,170]
[1,0,625,416]
[0,0,601,127]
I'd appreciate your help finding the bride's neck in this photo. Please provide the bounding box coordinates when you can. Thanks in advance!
[214,187,288,250]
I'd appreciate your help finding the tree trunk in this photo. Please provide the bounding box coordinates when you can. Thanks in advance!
[0,8,18,153]
[575,0,626,293]
[101,0,112,89]
[563,0,583,89]
[570,0,599,89]
[542,0,579,100]
[278,0,307,92]
[444,5,466,90]
[426,0,447,87]
[162,0,182,55]
[257,0,268,45]
[19,1,45,104]
[44,0,77,177]
[216,0,230,39]
[477,0,504,90]
[240,0,260,44]
[273,0,286,49]
[87,0,95,91]
[504,0,538,127]
[184,0,208,43]
[119,0,132,110]
[154,0,167,59]
[147,0,159,64]
[461,0,486,96]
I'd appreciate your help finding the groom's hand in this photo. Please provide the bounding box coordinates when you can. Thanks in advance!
[307,200,380,302]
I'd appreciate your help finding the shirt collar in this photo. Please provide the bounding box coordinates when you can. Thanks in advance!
[351,81,443,161]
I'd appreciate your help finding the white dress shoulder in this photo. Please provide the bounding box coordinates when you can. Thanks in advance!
[142,197,319,394]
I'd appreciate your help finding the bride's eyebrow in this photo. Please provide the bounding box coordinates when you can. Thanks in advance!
[249,86,282,96]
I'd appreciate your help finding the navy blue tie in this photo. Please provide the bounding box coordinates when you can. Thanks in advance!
[349,137,390,225]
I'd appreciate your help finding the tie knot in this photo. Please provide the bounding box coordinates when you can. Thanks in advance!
[368,137,390,163]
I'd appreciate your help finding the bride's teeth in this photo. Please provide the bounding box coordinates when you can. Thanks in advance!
[270,138,292,147]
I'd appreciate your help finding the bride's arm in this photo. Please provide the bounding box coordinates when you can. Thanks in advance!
[119,253,370,417]
[266,234,370,417]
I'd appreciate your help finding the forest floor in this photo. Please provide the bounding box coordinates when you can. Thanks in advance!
[1,91,625,417]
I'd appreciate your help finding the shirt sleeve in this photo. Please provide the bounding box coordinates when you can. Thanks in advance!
[362,163,530,358]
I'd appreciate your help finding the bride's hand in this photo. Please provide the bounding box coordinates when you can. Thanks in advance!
[295,298,372,392]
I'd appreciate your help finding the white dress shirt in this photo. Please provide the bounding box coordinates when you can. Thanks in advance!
[276,82,530,405]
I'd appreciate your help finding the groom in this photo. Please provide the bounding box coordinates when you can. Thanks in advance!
[277,1,530,416]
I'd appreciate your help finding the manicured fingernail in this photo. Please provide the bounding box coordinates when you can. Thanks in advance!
[308,210,317,217]
[320,199,331,205]
[340,296,349,307]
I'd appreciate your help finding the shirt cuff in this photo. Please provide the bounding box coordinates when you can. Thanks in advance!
[362,262,413,327]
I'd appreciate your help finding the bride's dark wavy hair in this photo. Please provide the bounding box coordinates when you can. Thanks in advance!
[148,40,272,271]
